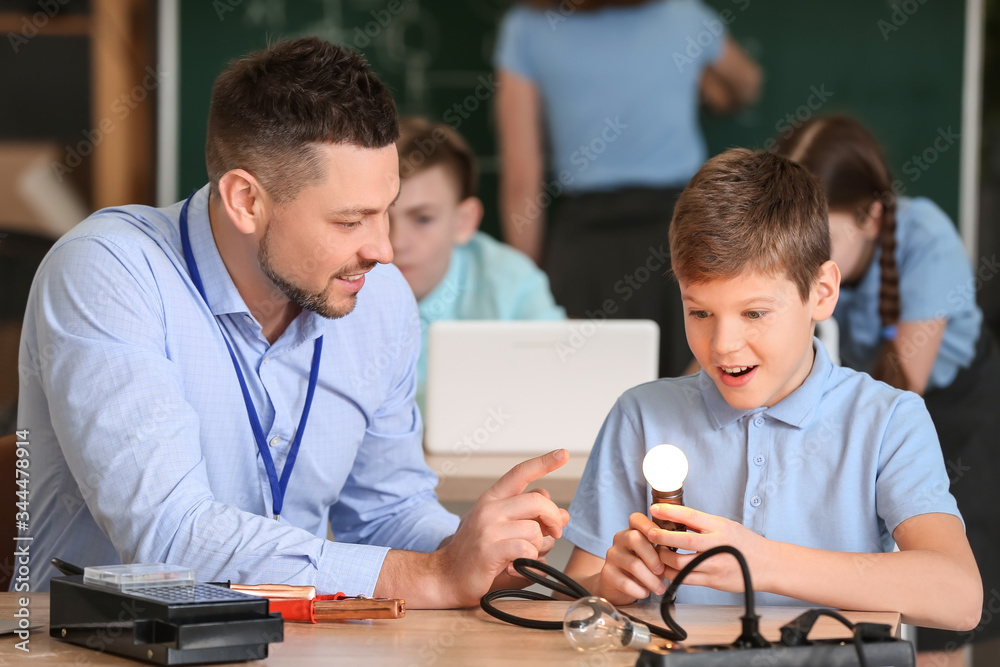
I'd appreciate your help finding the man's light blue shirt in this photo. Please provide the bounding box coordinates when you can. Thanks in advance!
[17,185,459,593]
[494,0,725,192]
[415,231,565,412]
[835,196,982,390]
[565,340,961,607]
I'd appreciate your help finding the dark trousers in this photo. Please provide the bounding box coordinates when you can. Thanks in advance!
[545,186,690,378]
[918,324,1000,650]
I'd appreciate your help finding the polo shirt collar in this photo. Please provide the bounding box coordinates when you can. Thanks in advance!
[700,337,832,430]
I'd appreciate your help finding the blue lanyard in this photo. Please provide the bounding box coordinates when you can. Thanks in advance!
[179,193,322,520]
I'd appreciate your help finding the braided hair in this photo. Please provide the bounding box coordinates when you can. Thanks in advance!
[774,115,910,391]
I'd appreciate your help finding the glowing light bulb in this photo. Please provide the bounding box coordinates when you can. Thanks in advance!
[563,596,651,652]
[642,444,688,493]
[642,444,689,542]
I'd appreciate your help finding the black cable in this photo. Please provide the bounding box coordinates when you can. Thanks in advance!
[481,548,889,666]
[658,545,768,649]
[479,558,685,640]
[506,558,591,599]
[480,588,566,631]
[482,548,764,644]
[780,608,856,645]
[780,607,872,667]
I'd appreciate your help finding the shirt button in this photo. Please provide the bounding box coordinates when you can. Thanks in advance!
[753,416,765,427]
[750,495,762,507]
[753,455,764,466]
[269,436,280,447]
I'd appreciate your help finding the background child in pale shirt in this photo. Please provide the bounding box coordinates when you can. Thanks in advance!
[777,115,1000,661]
[389,117,564,414]
[562,148,981,634]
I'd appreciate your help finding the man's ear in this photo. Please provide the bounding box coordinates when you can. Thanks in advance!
[453,196,483,246]
[216,169,270,236]
[812,259,841,321]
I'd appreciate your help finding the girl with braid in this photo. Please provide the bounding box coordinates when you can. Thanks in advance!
[777,115,1000,664]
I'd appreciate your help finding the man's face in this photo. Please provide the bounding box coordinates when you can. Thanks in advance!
[388,165,475,301]
[258,142,398,319]
[680,271,821,410]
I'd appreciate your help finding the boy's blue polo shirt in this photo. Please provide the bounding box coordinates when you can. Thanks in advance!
[565,340,961,607]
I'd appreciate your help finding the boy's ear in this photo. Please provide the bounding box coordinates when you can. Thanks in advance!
[812,260,841,321]
[452,196,483,246]
[216,169,270,236]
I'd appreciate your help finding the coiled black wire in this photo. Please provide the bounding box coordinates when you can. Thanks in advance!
[480,548,876,667]
[480,557,686,640]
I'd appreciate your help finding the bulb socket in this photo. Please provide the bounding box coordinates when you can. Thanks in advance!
[651,487,687,538]
[622,619,652,649]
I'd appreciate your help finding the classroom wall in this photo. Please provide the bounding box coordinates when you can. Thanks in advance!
[176,0,967,237]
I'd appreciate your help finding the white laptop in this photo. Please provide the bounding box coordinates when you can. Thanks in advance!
[424,320,659,455]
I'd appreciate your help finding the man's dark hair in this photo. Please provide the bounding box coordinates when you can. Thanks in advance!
[205,37,398,203]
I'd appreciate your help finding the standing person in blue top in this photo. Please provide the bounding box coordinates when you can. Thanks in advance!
[16,38,571,605]
[494,0,762,378]
[561,149,981,634]
[776,115,1000,662]
[389,117,565,413]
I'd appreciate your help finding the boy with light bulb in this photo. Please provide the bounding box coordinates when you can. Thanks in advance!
[561,149,982,634]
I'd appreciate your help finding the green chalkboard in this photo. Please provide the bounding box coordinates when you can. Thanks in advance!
[179,0,966,235]
[700,0,964,223]
[179,0,511,236]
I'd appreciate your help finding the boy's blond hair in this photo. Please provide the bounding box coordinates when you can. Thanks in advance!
[668,148,830,301]
[396,117,478,200]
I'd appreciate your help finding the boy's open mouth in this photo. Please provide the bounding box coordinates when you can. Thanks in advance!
[721,365,757,377]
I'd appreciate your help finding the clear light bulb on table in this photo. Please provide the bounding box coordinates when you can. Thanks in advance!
[642,444,689,539]
[563,596,652,652]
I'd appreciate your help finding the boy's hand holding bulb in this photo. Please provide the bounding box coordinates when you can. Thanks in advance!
[599,444,770,605]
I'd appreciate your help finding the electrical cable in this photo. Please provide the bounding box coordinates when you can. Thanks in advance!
[480,558,685,640]
[481,546,885,665]
[779,607,875,667]
[659,545,767,648]
[482,546,763,642]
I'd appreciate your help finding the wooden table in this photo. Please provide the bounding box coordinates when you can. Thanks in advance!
[1,593,900,665]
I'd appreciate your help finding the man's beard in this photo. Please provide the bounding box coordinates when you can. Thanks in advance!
[257,224,374,320]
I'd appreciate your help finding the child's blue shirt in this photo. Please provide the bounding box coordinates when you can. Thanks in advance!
[835,196,982,390]
[564,340,961,607]
[494,0,725,192]
[415,232,565,411]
